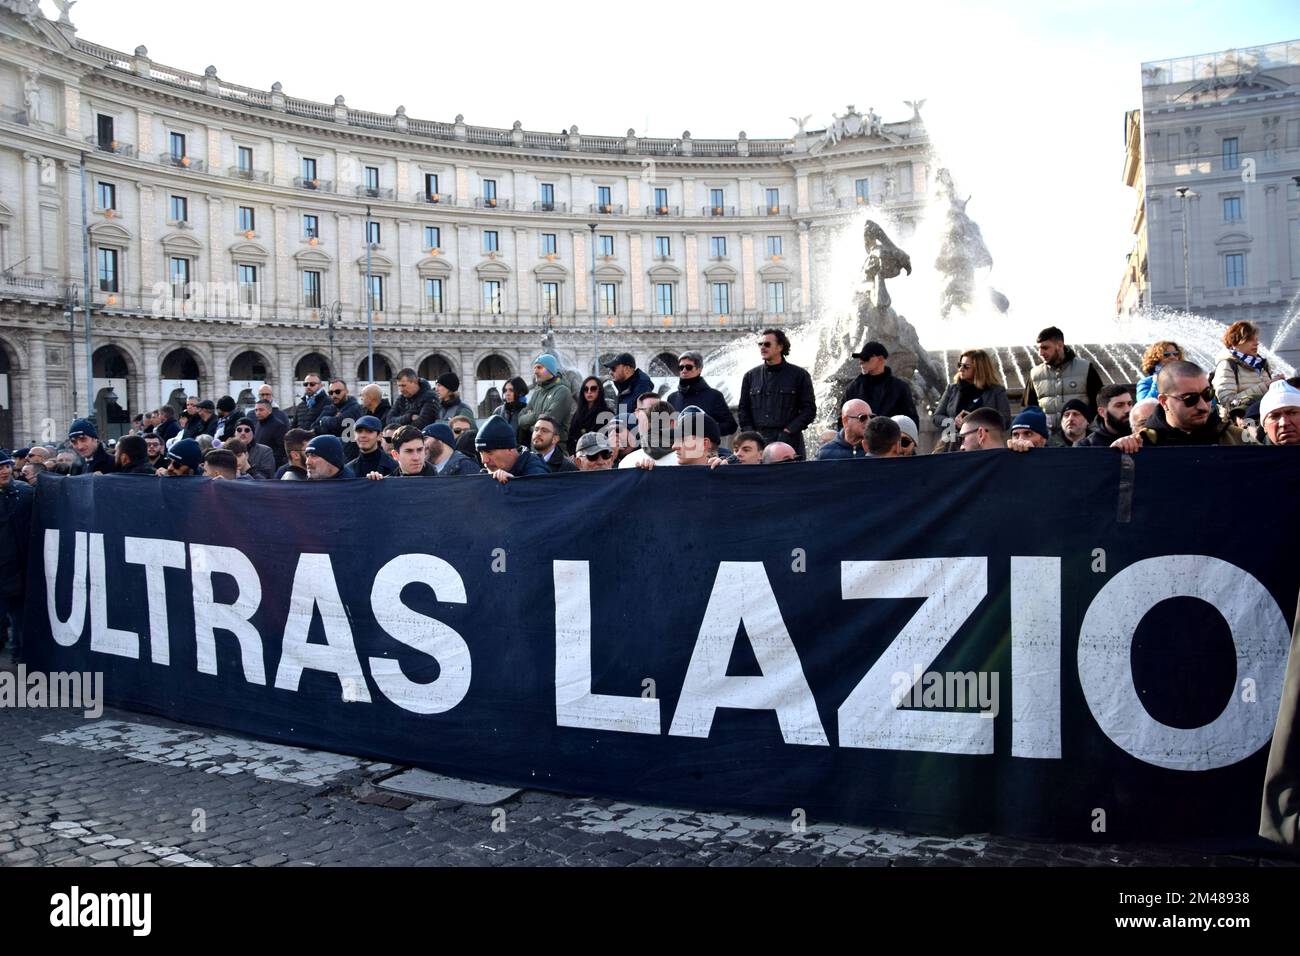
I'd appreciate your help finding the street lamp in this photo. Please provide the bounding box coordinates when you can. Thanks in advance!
[1174,186,1194,313]
[364,205,375,383]
[317,300,342,372]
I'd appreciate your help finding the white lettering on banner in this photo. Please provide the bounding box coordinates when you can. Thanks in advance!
[368,555,472,715]
[554,560,660,734]
[123,537,187,666]
[274,554,373,702]
[669,562,828,746]
[1077,555,1291,771]
[189,543,267,685]
[1011,556,1062,759]
[88,533,140,659]
[838,558,991,754]
[43,530,87,647]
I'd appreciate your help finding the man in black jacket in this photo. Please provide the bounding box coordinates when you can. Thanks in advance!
[1074,384,1135,448]
[252,400,289,467]
[386,367,441,430]
[359,383,392,425]
[193,400,219,437]
[315,379,365,460]
[530,415,579,472]
[423,423,481,476]
[114,435,157,475]
[666,351,737,440]
[67,419,117,474]
[844,341,919,424]
[737,328,817,459]
[292,374,330,430]
[349,416,397,476]
[155,405,181,443]
[606,353,655,417]
[367,426,437,478]
[0,447,34,659]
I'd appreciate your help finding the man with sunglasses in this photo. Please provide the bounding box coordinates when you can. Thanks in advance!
[844,341,919,425]
[314,379,364,460]
[574,431,615,471]
[228,418,276,478]
[892,416,920,456]
[957,408,1007,451]
[1112,361,1244,451]
[160,438,204,477]
[737,328,817,460]
[817,399,871,460]
[666,351,737,440]
[605,352,655,418]
[292,374,329,430]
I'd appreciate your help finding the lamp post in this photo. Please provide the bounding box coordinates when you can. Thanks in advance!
[588,222,598,375]
[1175,186,1193,313]
[79,151,94,418]
[63,284,80,414]
[318,300,342,373]
[364,205,374,383]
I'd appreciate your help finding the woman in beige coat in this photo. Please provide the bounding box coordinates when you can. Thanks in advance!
[1213,320,1282,413]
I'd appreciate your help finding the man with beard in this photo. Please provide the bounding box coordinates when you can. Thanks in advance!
[143,431,166,470]
[315,379,365,460]
[303,435,351,480]
[606,352,655,417]
[1058,399,1092,447]
[1111,362,1243,451]
[422,422,480,476]
[67,419,117,474]
[475,415,551,483]
[517,354,576,445]
[1023,326,1104,431]
[1075,385,1135,447]
[115,435,157,475]
[817,399,871,460]
[529,415,579,472]
[666,351,736,439]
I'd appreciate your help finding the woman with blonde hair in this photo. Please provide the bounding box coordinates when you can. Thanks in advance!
[1136,340,1182,401]
[932,349,1011,448]
[1213,321,1283,412]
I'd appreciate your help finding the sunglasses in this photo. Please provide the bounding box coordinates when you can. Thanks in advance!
[957,363,973,370]
[901,437,915,448]
[1165,386,1214,408]
[583,385,601,392]
[958,427,983,439]
[678,364,696,371]
[303,381,319,388]
[758,342,774,349]
[1162,351,1180,358]
[850,413,870,423]
[235,428,253,434]
[593,451,613,461]
[328,389,344,396]
[452,427,468,436]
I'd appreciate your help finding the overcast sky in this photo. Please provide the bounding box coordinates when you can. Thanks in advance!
[55,0,1297,331]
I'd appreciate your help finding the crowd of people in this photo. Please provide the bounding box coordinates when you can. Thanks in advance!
[2,320,1298,660]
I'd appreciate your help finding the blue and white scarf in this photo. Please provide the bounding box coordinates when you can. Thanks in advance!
[1230,348,1266,371]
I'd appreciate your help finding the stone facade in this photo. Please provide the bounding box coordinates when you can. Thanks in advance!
[1120,40,1300,368]
[0,3,930,445]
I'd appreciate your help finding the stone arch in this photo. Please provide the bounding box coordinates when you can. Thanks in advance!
[160,345,206,381]
[91,343,136,439]
[417,352,455,383]
[230,348,275,381]
[356,352,398,388]
[294,351,333,383]
[649,351,680,377]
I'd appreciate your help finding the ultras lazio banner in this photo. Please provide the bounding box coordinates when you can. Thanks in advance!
[23,448,1300,841]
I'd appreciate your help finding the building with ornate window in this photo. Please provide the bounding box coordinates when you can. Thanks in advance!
[1118,40,1300,368]
[0,0,931,445]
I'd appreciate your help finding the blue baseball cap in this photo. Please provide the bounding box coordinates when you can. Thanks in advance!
[68,418,98,440]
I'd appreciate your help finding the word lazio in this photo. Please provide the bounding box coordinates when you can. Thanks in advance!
[43,530,1290,772]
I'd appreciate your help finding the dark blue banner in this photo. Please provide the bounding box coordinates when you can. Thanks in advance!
[23,448,1300,841]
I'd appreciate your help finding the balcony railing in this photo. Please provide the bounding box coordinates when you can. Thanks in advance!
[159,153,206,172]
[416,192,454,205]
[355,185,395,200]
[703,205,736,217]
[590,203,624,215]
[645,205,681,217]
[295,177,334,192]
[228,166,270,182]
[759,204,790,216]
[532,201,569,213]
[474,197,511,209]
[85,135,136,157]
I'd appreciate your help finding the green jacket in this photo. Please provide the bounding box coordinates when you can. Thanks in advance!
[517,374,576,443]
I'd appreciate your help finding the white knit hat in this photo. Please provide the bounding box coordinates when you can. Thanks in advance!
[1260,380,1300,421]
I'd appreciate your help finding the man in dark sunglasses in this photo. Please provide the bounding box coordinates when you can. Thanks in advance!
[1111,361,1244,451]
[665,350,737,439]
[574,431,615,471]
[314,379,364,460]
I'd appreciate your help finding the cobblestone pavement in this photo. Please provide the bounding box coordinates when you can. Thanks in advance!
[1,655,1293,868]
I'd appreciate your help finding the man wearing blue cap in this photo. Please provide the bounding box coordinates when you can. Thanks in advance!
[476,415,551,483]
[1008,407,1050,451]
[68,418,117,474]
[0,446,33,660]
[423,422,480,476]
[162,438,205,476]
[348,415,397,476]
[517,353,575,445]
[303,435,351,479]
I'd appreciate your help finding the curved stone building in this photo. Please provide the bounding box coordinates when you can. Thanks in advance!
[0,1,931,445]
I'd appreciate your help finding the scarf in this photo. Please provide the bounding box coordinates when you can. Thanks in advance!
[1230,348,1265,371]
